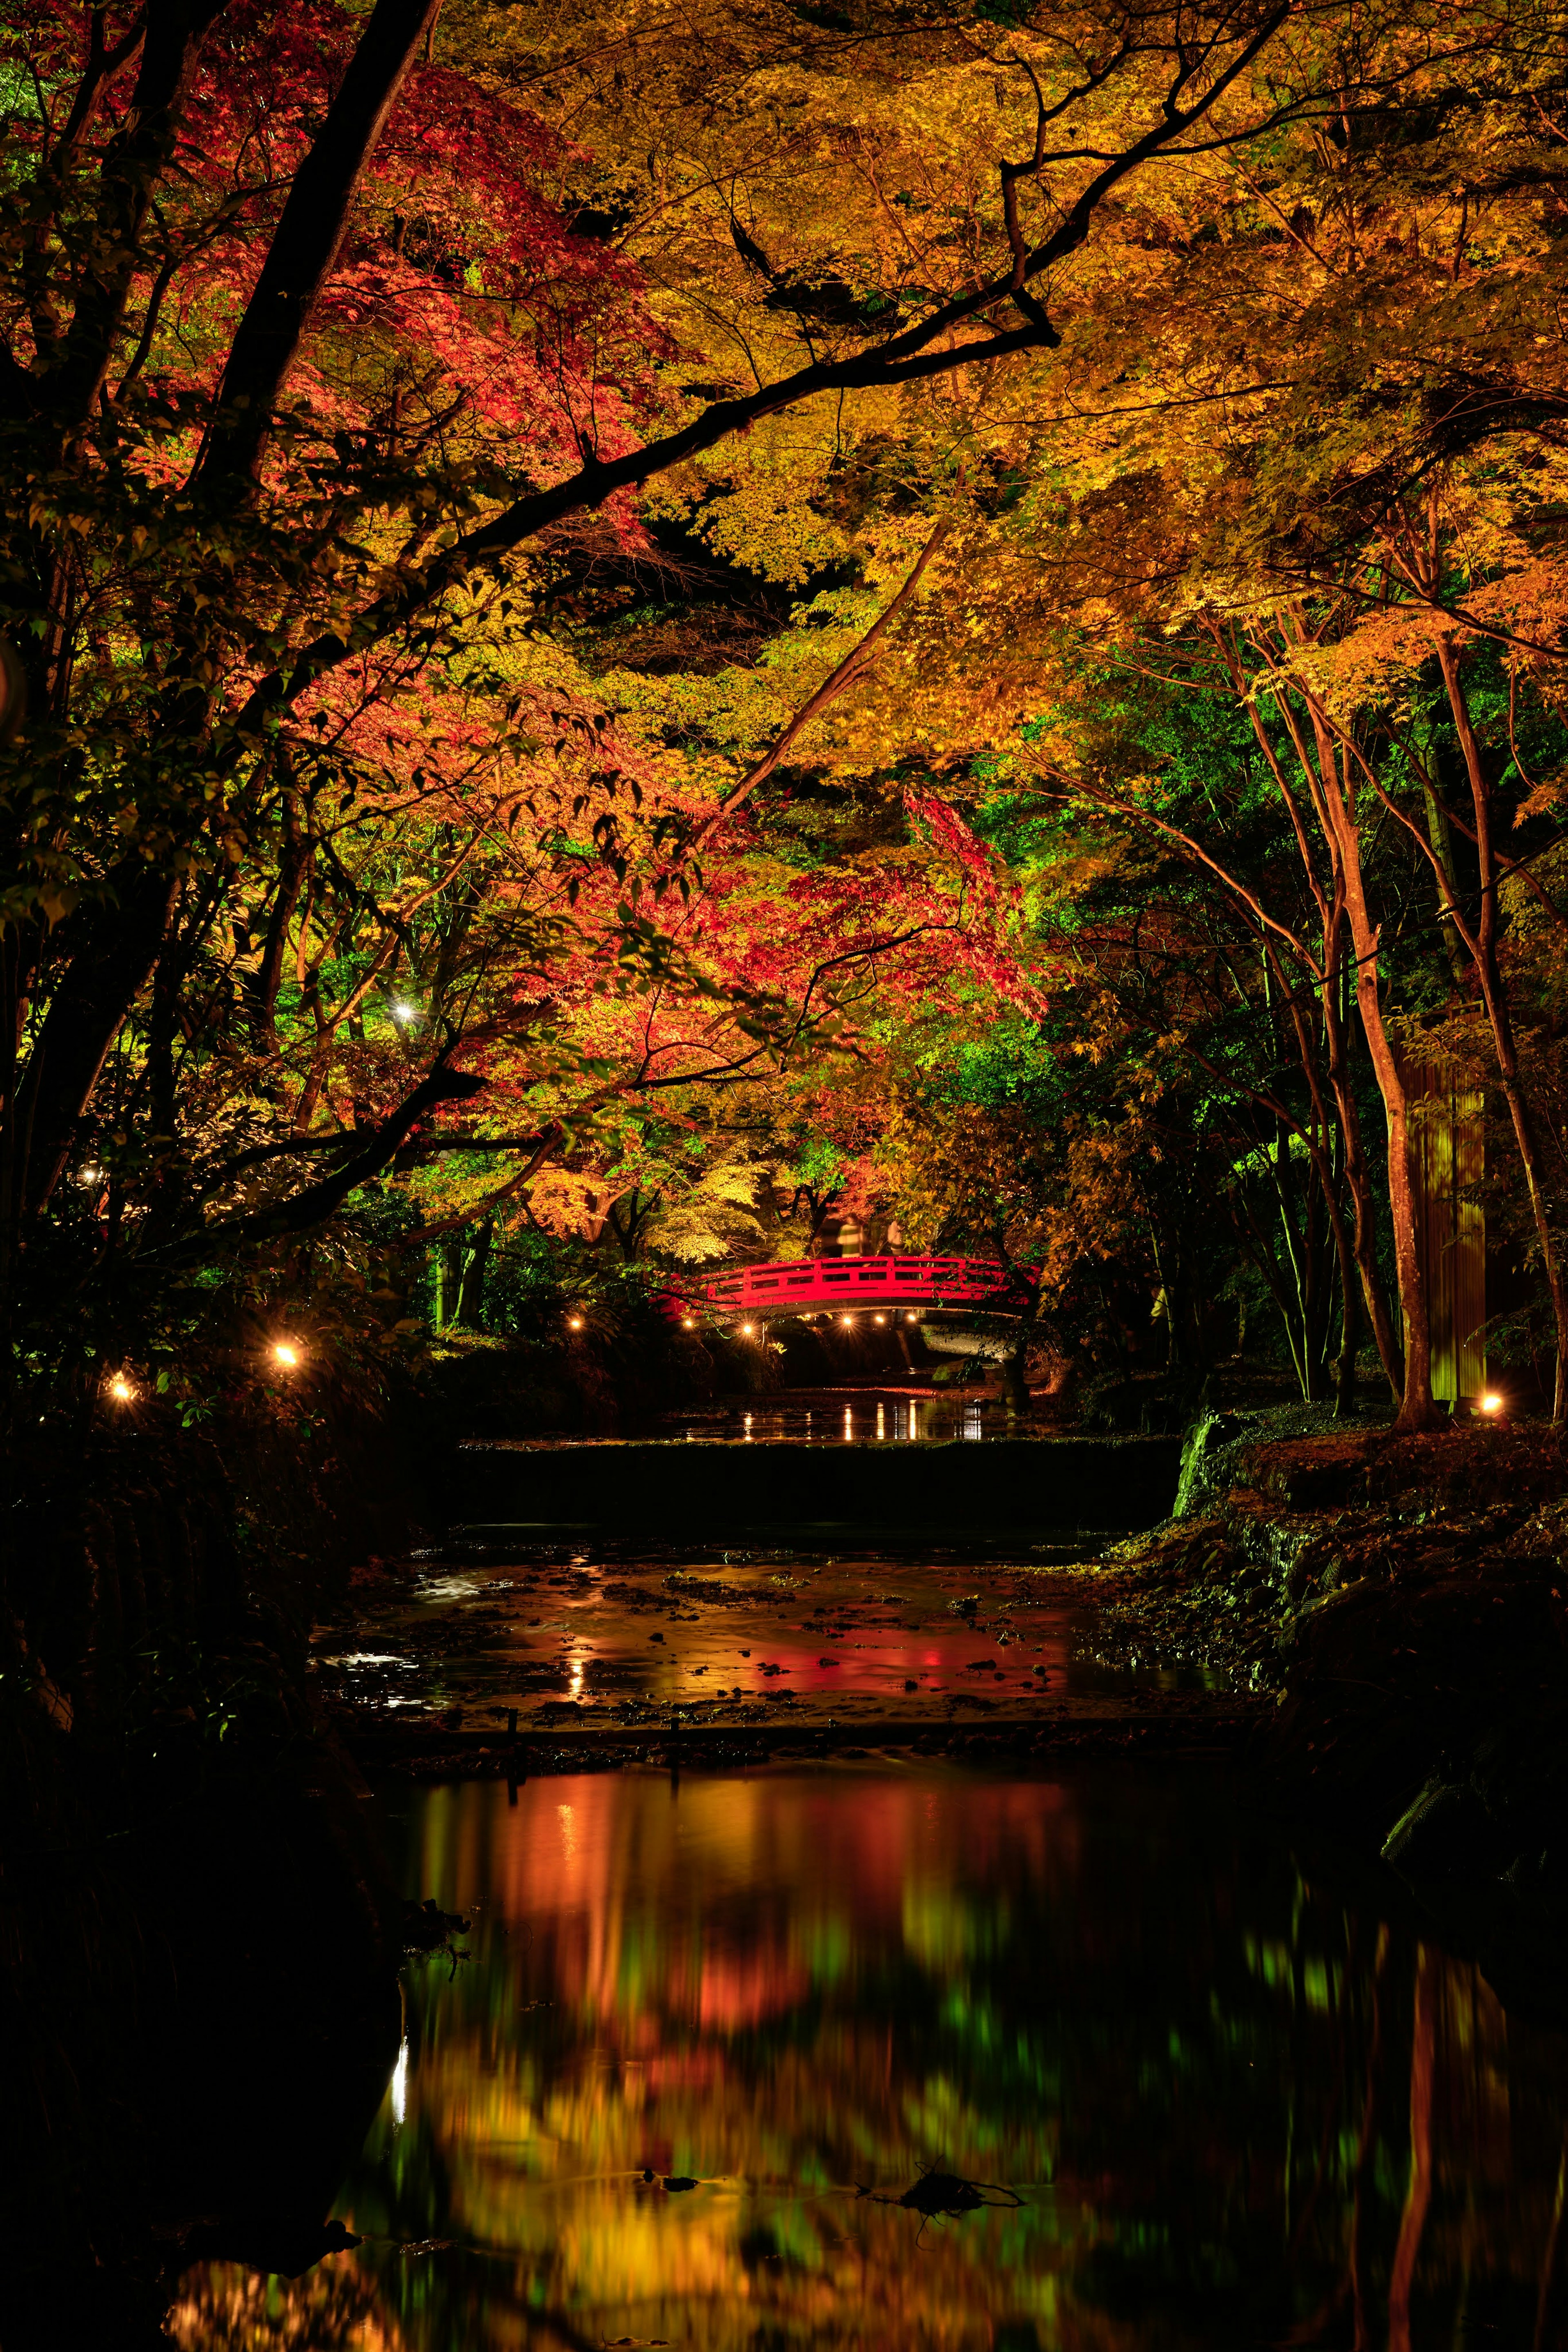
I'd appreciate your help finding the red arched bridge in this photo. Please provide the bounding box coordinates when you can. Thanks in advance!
[666,1255,1038,1324]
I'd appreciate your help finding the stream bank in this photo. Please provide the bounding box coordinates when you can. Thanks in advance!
[1093,1413,1568,2015]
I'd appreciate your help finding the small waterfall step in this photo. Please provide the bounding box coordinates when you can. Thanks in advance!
[455,1433,1182,1536]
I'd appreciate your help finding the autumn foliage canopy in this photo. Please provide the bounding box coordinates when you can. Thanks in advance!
[3,0,1568,1430]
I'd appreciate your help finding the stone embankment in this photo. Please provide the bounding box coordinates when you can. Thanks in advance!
[1097,1412,1568,2012]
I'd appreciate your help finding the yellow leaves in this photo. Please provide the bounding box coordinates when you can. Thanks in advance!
[1513,762,1568,828]
[647,1156,767,1263]
[690,464,853,589]
[32,882,79,928]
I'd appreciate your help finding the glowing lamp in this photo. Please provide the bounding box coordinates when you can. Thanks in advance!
[107,1373,135,1403]
[567,1315,584,1331]
[740,1322,755,1336]
[1479,1391,1503,1414]
[874,1313,886,1324]
[272,1341,301,1369]
[840,1315,853,1328]
[77,1165,102,1186]
[682,1317,695,1329]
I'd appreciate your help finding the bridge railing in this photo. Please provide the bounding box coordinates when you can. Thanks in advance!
[672,1254,1037,1318]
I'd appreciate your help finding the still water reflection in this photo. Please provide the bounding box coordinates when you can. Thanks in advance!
[648,1388,1018,1444]
[174,1767,1568,2349]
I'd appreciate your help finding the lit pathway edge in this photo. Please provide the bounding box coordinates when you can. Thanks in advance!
[662,1254,1040,1323]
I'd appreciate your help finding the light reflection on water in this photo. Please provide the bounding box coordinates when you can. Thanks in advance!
[173,1768,1568,2349]
[653,1388,1022,1444]
[314,1547,1221,1730]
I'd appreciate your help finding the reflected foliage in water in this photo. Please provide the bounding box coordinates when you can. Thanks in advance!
[175,1768,1568,2349]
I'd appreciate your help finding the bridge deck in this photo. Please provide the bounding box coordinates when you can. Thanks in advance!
[671,1254,1036,1321]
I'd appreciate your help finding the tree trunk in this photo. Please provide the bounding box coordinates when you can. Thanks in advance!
[1302,708,1437,1429]
[1433,636,1568,1421]
[1232,658,1401,1397]
[1265,929,1381,1412]
[1348,920,1436,1430]
[12,863,181,1213]
[454,1215,493,1326]
[1414,707,1469,986]
[432,1238,459,1330]
[198,0,446,490]
[246,787,310,1055]
[1319,956,1403,1400]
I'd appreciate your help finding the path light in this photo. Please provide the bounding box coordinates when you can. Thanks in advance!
[740,1322,755,1337]
[272,1340,301,1370]
[107,1373,136,1404]
[873,1313,886,1325]
[1479,1391,1504,1414]
[77,1164,102,1186]
[840,1314,854,1328]
[567,1315,584,1331]
[682,1316,695,1329]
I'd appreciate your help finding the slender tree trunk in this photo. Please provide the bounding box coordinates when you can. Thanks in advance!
[1229,653,1401,1396]
[1414,707,1469,985]
[247,785,310,1055]
[1327,1110,1361,1415]
[1433,636,1568,1420]
[1262,930,1376,1412]
[1302,709,1437,1429]
[1319,949,1403,1399]
[1343,892,1436,1431]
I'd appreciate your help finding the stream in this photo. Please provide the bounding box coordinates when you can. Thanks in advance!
[169,1760,1568,2349]
[312,1541,1232,1734]
[152,1401,1568,2348]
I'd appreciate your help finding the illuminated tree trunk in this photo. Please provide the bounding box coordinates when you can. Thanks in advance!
[1224,638,1403,1400]
[1298,702,1437,1431]
[1339,886,1436,1433]
[1318,941,1404,1403]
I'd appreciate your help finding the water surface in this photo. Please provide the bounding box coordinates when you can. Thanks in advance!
[315,1545,1226,1731]
[645,1389,1040,1445]
[514,1388,1055,1446]
[172,1766,1568,2348]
